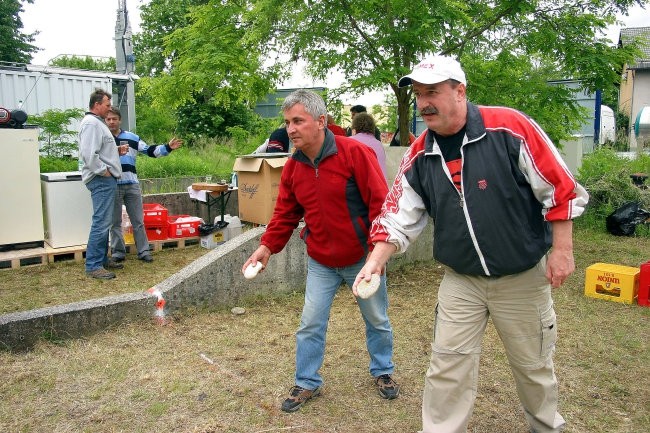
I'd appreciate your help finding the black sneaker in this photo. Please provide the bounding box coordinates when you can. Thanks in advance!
[112,256,125,263]
[374,374,400,399]
[280,385,321,412]
[139,254,154,263]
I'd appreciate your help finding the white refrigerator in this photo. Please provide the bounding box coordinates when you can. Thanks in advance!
[0,127,44,248]
[41,172,93,248]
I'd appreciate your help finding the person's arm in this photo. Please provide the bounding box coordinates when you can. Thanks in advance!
[138,136,182,158]
[242,245,272,274]
[254,160,304,260]
[516,113,589,220]
[167,137,183,150]
[352,241,396,296]
[546,220,574,288]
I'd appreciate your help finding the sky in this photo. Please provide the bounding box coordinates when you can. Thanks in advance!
[20,0,650,107]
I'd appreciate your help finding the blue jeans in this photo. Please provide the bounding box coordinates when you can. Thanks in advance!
[111,183,150,259]
[85,175,117,272]
[295,257,395,390]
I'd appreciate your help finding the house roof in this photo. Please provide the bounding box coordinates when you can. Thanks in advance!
[618,27,650,69]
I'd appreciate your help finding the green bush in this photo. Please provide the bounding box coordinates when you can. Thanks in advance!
[31,108,84,158]
[577,147,650,231]
[40,157,78,173]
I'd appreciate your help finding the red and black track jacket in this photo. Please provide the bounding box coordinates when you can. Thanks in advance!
[371,102,589,276]
[261,129,388,268]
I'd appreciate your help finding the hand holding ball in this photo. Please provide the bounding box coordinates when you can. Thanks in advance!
[243,262,264,279]
[356,274,380,299]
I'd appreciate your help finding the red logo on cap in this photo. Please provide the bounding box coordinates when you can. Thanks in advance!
[478,179,487,190]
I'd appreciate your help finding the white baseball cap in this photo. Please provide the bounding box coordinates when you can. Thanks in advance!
[398,55,466,88]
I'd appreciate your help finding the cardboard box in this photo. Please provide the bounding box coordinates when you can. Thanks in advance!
[233,154,289,225]
[200,229,229,249]
[584,263,639,304]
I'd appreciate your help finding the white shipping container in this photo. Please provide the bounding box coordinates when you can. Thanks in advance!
[1,65,136,155]
[0,66,115,115]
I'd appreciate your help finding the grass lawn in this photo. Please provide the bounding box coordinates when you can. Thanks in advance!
[0,226,649,432]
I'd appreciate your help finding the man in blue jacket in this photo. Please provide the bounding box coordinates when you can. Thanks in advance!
[355,56,589,433]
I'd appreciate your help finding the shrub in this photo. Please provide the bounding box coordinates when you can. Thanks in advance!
[40,157,78,173]
[31,108,84,158]
[577,147,650,231]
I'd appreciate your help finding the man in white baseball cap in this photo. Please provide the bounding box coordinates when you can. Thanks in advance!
[397,55,467,87]
[355,55,588,432]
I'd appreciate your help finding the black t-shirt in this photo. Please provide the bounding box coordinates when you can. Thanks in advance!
[433,126,465,191]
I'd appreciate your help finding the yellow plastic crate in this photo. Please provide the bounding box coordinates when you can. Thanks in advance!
[584,263,639,304]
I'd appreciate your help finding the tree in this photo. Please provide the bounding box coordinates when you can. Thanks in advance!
[0,0,37,63]
[142,0,277,108]
[132,0,282,144]
[31,108,84,158]
[133,0,209,77]
[49,55,116,72]
[243,0,642,145]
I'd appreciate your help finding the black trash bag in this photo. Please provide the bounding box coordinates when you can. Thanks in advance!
[605,201,650,236]
[198,220,229,237]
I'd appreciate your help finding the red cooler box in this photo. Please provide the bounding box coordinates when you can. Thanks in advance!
[143,203,168,228]
[168,215,202,238]
[639,261,650,307]
[146,226,168,241]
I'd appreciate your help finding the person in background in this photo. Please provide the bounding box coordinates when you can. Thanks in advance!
[105,106,183,263]
[388,127,416,147]
[354,56,589,433]
[242,89,399,413]
[79,89,123,279]
[346,104,381,140]
[350,112,387,179]
[266,126,291,152]
[254,126,291,154]
[326,114,347,136]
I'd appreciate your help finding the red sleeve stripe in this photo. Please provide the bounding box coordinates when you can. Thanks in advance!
[480,106,578,220]
[371,136,427,241]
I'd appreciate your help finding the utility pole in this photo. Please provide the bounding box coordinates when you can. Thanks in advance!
[114,0,137,131]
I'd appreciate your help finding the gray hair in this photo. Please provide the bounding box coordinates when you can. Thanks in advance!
[281,89,327,119]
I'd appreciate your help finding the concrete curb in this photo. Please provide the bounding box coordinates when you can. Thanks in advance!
[1,222,432,351]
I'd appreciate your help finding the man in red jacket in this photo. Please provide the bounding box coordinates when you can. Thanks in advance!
[242,89,399,413]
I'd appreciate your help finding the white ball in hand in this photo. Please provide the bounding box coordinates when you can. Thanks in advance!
[356,274,381,299]
[243,262,263,279]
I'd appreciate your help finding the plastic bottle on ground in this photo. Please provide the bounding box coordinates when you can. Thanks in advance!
[122,205,134,244]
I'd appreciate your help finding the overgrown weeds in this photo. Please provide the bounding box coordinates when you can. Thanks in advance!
[577,147,650,230]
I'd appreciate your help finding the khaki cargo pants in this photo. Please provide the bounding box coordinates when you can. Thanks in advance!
[421,258,565,433]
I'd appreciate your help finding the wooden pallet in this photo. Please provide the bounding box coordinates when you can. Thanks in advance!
[1,244,88,270]
[125,236,200,253]
[0,246,48,269]
[1,237,200,270]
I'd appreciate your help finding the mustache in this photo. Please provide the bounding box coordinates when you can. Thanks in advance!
[418,107,438,116]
